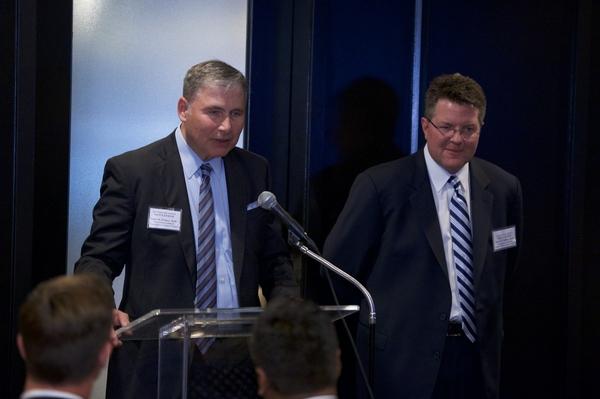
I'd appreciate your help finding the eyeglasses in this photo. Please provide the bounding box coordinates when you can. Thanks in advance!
[425,117,480,139]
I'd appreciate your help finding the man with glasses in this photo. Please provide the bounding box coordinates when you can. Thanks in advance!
[324,73,522,399]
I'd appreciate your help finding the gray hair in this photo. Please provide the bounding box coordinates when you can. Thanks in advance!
[183,59,247,101]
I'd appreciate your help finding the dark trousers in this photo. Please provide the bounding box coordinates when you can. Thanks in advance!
[431,335,486,399]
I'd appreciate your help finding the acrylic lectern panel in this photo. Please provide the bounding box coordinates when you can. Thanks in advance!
[116,306,359,399]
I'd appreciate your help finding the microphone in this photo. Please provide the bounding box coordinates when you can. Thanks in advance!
[257,191,315,249]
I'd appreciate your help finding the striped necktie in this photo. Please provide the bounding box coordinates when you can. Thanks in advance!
[448,175,477,343]
[195,163,216,353]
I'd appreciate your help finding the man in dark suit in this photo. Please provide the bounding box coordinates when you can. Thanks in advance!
[75,60,297,398]
[17,274,115,399]
[323,73,522,399]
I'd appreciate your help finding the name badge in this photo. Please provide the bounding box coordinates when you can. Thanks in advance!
[492,226,517,252]
[147,207,182,231]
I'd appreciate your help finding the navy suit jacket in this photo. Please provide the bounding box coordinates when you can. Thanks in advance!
[75,132,296,398]
[323,150,522,399]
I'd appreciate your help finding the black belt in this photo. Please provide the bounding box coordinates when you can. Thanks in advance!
[447,322,464,337]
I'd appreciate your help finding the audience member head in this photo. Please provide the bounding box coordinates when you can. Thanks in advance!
[17,273,114,397]
[250,297,341,399]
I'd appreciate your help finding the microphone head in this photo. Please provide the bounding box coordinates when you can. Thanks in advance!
[257,191,277,210]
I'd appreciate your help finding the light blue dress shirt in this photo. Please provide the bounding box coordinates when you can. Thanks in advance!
[175,126,239,308]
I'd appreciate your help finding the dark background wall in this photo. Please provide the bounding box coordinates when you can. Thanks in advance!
[2,1,72,397]
[2,0,597,398]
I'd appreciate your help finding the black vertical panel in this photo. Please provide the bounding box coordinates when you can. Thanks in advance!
[287,0,315,227]
[2,2,72,398]
[247,0,316,290]
[565,1,593,397]
[247,0,316,215]
[246,0,296,204]
[0,0,17,394]
[31,1,72,285]
[4,1,37,397]
[582,2,600,396]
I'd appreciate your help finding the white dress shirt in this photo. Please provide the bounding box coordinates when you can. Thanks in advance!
[424,144,472,322]
[21,389,82,399]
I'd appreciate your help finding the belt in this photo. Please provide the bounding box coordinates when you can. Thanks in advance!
[447,322,464,337]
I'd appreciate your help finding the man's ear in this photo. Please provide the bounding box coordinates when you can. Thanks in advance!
[255,367,269,397]
[177,97,189,122]
[421,116,431,142]
[16,334,27,361]
[90,340,114,380]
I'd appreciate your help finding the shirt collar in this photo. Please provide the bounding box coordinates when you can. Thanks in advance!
[21,389,83,399]
[175,125,224,179]
[423,143,470,194]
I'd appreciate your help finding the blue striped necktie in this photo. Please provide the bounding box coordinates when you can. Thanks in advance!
[195,163,216,353]
[448,175,477,343]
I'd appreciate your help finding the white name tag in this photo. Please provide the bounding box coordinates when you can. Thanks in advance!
[147,207,182,231]
[492,226,517,252]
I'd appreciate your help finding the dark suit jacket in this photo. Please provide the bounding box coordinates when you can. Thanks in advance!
[323,150,522,399]
[75,132,296,398]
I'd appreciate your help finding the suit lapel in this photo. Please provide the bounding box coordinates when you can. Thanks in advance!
[158,132,196,279]
[469,159,493,285]
[410,151,448,275]
[223,151,247,289]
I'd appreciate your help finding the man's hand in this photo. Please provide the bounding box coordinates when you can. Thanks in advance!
[110,309,130,347]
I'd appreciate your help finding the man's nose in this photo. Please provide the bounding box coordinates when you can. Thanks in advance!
[218,115,231,131]
[449,128,464,142]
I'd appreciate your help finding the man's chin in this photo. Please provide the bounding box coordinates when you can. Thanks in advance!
[442,160,467,174]
[210,146,235,159]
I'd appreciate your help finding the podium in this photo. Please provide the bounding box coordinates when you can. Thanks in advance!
[116,306,359,399]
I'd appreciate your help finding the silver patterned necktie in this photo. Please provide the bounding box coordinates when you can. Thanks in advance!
[195,163,216,353]
[448,175,477,343]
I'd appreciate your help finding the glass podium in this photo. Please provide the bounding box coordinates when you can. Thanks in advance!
[116,306,359,398]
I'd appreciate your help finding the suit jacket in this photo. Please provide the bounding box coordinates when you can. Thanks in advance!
[323,150,522,399]
[75,132,296,398]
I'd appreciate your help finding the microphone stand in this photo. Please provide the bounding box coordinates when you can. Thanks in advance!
[287,232,376,389]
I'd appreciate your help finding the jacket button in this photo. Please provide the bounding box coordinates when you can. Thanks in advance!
[439,313,447,321]
[433,351,441,361]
